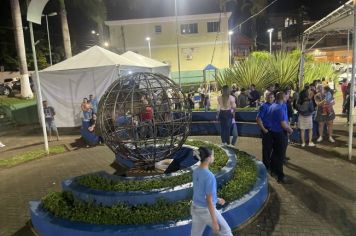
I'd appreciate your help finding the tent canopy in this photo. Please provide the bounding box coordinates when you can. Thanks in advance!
[43,46,143,72]
[121,51,168,68]
[121,51,170,77]
[36,46,151,127]
[304,0,353,35]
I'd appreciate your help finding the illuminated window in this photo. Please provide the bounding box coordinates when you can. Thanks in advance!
[181,23,198,34]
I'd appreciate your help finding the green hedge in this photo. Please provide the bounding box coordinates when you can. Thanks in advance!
[76,140,228,192]
[41,150,257,225]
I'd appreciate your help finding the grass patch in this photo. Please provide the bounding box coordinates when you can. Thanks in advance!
[76,140,229,192]
[0,145,67,167]
[0,96,36,106]
[41,149,258,225]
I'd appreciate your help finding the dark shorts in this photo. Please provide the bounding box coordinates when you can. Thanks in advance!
[45,120,57,132]
[315,108,335,123]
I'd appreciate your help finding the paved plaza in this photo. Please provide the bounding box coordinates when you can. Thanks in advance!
[0,120,355,236]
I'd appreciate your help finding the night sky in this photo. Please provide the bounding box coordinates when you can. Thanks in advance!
[0,0,349,68]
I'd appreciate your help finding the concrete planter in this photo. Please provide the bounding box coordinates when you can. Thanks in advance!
[62,147,237,206]
[30,159,268,236]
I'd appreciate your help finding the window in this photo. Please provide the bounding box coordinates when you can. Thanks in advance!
[207,22,220,33]
[181,23,198,34]
[155,25,162,34]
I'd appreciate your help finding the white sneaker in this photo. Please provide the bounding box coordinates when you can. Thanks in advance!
[301,143,306,147]
[308,142,316,147]
[221,143,227,146]
[329,137,335,143]
[317,136,323,142]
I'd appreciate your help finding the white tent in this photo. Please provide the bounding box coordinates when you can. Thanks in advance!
[300,0,355,160]
[121,51,171,77]
[36,46,150,127]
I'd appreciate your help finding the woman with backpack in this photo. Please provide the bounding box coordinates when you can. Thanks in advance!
[297,88,315,147]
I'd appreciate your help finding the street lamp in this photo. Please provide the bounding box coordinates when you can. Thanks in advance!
[228,30,234,66]
[42,12,57,66]
[267,28,274,54]
[146,37,152,58]
[103,41,109,47]
[91,30,96,34]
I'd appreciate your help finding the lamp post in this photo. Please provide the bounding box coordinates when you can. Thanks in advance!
[174,0,181,88]
[146,37,152,58]
[42,12,57,66]
[228,30,234,67]
[27,0,51,154]
[348,0,356,160]
[267,28,274,53]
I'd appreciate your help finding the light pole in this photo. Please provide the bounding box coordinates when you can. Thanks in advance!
[42,12,57,66]
[175,0,181,88]
[267,28,274,53]
[228,30,234,66]
[146,37,152,58]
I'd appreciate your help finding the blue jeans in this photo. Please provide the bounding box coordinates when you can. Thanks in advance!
[190,204,232,236]
[231,123,238,146]
[219,110,232,144]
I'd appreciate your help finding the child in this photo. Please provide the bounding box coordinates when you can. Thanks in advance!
[322,86,334,116]
[190,147,232,236]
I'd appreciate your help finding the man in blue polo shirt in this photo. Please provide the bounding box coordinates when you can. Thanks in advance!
[256,92,275,171]
[267,92,293,184]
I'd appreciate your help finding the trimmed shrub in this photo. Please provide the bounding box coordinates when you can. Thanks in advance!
[41,150,257,225]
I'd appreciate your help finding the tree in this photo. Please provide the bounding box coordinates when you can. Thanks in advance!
[10,0,33,99]
[58,0,72,58]
[71,0,107,45]
[240,0,268,49]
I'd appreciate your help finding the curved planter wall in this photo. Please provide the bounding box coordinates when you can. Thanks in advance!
[62,147,237,206]
[30,159,268,236]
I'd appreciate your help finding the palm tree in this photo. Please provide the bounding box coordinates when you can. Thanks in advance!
[240,0,268,49]
[58,0,72,58]
[71,0,107,44]
[10,0,33,99]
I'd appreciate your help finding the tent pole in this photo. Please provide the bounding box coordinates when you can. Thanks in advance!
[298,35,306,90]
[349,1,356,161]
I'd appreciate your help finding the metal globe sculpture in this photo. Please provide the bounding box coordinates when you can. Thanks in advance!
[97,72,192,170]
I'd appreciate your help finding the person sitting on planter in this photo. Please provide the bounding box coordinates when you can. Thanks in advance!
[237,88,249,108]
[82,113,103,147]
[190,147,232,236]
[248,84,260,107]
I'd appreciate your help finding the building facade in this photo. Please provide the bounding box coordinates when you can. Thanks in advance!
[105,13,231,83]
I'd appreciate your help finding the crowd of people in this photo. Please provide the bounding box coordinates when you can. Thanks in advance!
[214,78,354,185]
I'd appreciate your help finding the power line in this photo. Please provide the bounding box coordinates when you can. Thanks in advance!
[231,0,280,32]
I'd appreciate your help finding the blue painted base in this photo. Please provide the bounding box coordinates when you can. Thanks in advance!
[30,159,268,236]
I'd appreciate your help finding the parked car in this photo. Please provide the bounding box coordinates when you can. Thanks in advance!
[0,77,34,96]
[0,84,11,96]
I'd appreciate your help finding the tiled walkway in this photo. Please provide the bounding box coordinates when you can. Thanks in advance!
[0,129,355,236]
